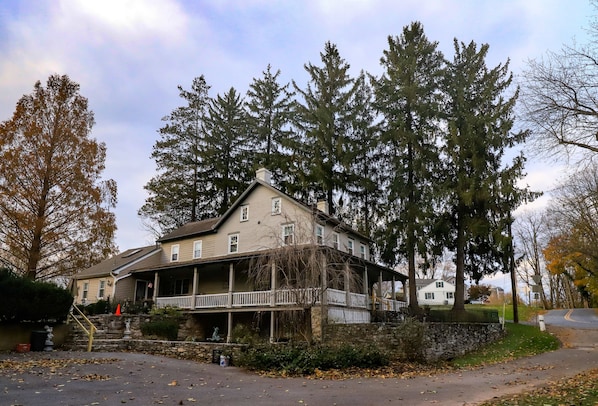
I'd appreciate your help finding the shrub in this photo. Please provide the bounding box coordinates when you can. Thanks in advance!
[237,343,389,375]
[140,318,179,340]
[82,299,114,315]
[0,268,73,323]
[231,323,261,345]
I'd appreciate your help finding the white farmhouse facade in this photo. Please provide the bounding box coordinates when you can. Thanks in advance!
[415,279,456,306]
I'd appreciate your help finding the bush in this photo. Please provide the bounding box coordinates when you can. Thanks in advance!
[0,268,73,323]
[237,343,389,375]
[82,299,114,315]
[140,318,179,340]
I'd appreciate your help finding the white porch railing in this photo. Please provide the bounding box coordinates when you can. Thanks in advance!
[156,288,406,311]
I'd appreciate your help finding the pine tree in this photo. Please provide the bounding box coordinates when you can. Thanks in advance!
[139,76,213,235]
[372,22,445,312]
[293,42,359,213]
[442,40,530,312]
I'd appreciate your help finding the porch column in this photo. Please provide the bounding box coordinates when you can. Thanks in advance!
[191,267,198,310]
[363,266,369,309]
[227,312,233,343]
[227,263,234,308]
[152,272,160,303]
[270,311,275,343]
[377,271,383,310]
[344,263,351,307]
[320,254,328,305]
[392,276,397,311]
[270,259,276,307]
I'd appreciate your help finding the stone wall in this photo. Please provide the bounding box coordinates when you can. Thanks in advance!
[324,322,505,362]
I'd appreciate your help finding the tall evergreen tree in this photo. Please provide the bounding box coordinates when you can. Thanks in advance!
[441,40,529,312]
[373,22,445,312]
[293,42,359,214]
[246,65,297,192]
[204,87,253,214]
[139,76,213,235]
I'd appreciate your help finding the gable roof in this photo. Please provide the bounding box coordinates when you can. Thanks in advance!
[158,217,220,243]
[73,245,161,279]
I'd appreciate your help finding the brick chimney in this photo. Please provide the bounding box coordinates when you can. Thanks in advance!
[317,200,329,215]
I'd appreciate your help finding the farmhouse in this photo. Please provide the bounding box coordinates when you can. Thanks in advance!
[71,169,407,342]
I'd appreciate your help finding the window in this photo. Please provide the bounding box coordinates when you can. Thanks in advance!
[98,280,106,298]
[436,281,444,288]
[82,282,89,301]
[193,240,202,259]
[228,234,239,254]
[332,233,339,250]
[282,223,295,245]
[240,205,249,222]
[446,292,454,299]
[171,244,179,262]
[315,225,324,244]
[174,279,190,295]
[347,239,354,255]
[360,244,367,259]
[271,197,281,215]
[425,292,435,300]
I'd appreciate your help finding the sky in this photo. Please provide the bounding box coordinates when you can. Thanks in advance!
[0,0,594,264]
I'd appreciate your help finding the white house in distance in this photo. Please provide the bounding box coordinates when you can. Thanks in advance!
[413,278,456,306]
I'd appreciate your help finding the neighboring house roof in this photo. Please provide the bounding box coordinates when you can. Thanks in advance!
[73,245,161,279]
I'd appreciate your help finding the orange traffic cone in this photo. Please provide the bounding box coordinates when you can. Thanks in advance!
[115,303,121,316]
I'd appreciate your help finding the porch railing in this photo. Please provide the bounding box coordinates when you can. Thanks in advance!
[156,288,405,311]
[68,304,97,352]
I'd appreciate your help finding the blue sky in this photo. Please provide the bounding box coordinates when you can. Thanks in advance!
[0,0,594,252]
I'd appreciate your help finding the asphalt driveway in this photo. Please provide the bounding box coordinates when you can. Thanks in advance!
[1,333,597,406]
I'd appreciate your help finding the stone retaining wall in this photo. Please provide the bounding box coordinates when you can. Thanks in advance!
[324,322,505,362]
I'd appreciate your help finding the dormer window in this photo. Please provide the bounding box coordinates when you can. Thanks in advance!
[271,197,281,215]
[240,205,249,222]
[171,244,180,262]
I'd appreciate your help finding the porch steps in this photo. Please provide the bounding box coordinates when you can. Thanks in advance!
[62,314,125,352]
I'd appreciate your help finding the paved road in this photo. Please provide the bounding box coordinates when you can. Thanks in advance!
[543,308,598,329]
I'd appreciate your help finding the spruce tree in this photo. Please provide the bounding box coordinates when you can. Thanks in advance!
[442,40,529,312]
[372,22,445,313]
[139,76,213,235]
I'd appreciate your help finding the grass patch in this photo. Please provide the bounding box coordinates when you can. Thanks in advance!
[450,322,560,368]
[479,368,598,406]
[465,303,539,322]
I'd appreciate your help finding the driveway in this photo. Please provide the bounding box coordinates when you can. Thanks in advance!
[1,322,597,406]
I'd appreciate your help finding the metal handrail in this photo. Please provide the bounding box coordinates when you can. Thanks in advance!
[68,304,96,352]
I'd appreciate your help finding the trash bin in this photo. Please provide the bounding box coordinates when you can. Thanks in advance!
[30,330,47,352]
[212,349,222,364]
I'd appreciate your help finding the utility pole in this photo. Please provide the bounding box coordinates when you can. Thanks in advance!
[508,219,518,323]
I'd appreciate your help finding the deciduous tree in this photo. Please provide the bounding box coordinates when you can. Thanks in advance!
[0,74,117,280]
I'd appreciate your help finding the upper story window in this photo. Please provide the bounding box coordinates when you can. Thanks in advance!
[193,240,203,259]
[332,233,339,250]
[315,225,324,244]
[282,223,295,245]
[171,244,180,262]
[436,281,444,288]
[98,280,106,298]
[347,239,354,255]
[228,233,239,254]
[82,282,89,300]
[271,197,281,215]
[360,244,367,259]
[240,205,249,222]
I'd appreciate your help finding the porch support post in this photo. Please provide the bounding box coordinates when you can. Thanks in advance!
[227,312,233,343]
[392,276,397,311]
[152,272,159,303]
[270,311,275,343]
[344,263,351,307]
[191,267,198,310]
[378,271,383,310]
[228,263,234,308]
[363,266,369,309]
[270,259,276,307]
[320,254,328,305]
